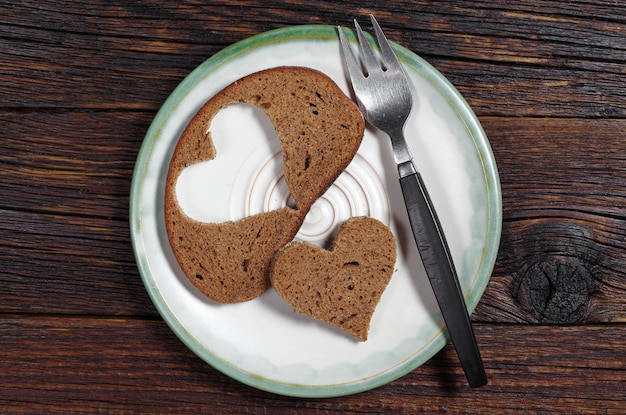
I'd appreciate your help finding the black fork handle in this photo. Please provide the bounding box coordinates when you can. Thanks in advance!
[399,165,487,388]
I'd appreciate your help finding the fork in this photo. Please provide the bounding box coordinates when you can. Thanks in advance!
[338,16,487,388]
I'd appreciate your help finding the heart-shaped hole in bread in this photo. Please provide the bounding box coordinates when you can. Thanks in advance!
[270,216,396,341]
[175,103,282,223]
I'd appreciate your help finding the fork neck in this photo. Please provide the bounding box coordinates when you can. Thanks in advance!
[398,160,417,178]
[386,127,416,178]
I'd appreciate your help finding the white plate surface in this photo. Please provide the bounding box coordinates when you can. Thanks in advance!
[130,25,501,397]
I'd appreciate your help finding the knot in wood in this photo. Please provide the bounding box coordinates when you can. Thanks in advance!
[515,257,597,324]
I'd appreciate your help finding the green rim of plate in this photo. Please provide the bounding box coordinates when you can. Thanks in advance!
[130,24,502,398]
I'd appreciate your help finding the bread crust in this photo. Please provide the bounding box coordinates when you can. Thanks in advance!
[165,66,364,303]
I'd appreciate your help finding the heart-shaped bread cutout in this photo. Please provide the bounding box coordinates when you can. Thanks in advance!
[165,67,364,303]
[270,217,397,341]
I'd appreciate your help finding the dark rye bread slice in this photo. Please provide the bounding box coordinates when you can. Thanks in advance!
[270,217,397,341]
[165,66,365,304]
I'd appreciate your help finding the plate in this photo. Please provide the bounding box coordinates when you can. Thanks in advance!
[130,24,501,397]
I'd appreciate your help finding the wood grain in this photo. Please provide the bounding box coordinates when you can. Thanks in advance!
[0,0,624,412]
[1,2,624,116]
[473,117,626,324]
[0,317,623,413]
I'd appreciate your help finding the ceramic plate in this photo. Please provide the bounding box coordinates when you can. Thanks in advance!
[130,25,501,397]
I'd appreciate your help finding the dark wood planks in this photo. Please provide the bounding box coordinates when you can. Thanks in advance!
[1,1,624,116]
[0,0,625,413]
[0,318,623,413]
[0,111,155,315]
[473,117,626,324]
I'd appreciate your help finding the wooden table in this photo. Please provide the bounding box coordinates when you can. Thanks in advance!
[1,1,624,413]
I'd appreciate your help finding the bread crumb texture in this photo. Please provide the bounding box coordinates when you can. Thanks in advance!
[165,67,365,304]
[270,217,397,341]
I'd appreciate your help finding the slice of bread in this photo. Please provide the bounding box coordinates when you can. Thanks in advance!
[270,216,397,341]
[165,66,364,303]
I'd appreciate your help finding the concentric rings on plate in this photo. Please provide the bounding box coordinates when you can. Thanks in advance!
[238,151,391,243]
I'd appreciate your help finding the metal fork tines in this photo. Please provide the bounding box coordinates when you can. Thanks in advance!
[338,16,488,388]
